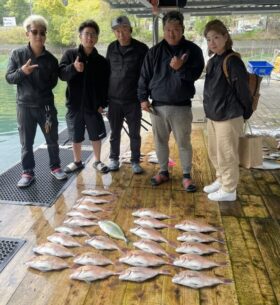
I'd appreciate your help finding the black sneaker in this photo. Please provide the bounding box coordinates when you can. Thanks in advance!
[17,173,35,188]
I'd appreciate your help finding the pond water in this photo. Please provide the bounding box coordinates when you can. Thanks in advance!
[0,53,67,174]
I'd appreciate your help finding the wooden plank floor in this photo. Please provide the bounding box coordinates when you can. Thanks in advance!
[0,121,280,305]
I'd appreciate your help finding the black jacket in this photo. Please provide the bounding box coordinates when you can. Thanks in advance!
[106,38,148,104]
[203,50,253,121]
[138,38,204,106]
[59,45,109,112]
[5,44,58,108]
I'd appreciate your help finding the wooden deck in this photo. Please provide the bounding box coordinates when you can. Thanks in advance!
[0,118,280,305]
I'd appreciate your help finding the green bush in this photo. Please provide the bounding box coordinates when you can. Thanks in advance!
[0,26,26,44]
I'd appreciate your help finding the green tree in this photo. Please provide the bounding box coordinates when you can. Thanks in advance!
[4,0,30,24]
[33,0,66,45]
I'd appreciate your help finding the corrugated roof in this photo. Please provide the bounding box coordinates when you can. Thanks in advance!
[105,0,280,17]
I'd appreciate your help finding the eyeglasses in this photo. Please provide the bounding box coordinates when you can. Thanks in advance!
[29,29,46,37]
[82,32,98,38]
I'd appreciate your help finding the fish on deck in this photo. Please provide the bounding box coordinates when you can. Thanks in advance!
[25,255,69,272]
[119,267,171,282]
[70,265,118,282]
[172,270,232,288]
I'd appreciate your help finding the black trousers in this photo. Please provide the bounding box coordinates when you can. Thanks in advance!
[17,105,61,173]
[108,102,142,163]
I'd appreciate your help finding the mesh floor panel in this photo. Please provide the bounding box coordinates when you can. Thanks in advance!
[0,148,92,207]
[0,237,26,272]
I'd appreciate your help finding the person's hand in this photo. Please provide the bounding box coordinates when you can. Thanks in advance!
[73,56,84,72]
[170,53,188,71]
[141,101,151,112]
[21,59,38,75]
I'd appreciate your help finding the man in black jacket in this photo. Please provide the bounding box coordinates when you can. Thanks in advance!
[6,15,67,188]
[138,11,204,191]
[59,20,110,174]
[106,16,149,173]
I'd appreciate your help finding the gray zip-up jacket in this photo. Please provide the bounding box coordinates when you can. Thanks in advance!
[5,44,58,108]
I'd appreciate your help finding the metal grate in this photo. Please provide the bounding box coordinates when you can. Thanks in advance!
[0,148,92,207]
[0,237,26,272]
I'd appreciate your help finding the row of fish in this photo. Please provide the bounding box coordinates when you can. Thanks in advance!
[130,208,232,288]
[26,192,232,288]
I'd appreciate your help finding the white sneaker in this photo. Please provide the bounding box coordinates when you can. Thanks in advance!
[208,189,236,201]
[203,180,221,193]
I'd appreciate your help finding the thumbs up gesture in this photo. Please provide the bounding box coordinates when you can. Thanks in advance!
[73,56,84,72]
[21,59,39,75]
[170,53,188,71]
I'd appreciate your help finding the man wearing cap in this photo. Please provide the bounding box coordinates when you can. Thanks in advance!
[106,16,149,173]
[138,11,204,191]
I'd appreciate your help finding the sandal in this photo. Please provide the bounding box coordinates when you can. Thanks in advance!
[151,172,169,186]
[64,162,84,174]
[93,161,110,173]
[182,178,197,192]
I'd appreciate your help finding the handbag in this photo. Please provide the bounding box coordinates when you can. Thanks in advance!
[239,121,263,169]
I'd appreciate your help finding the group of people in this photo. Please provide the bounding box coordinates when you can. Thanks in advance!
[6,11,253,202]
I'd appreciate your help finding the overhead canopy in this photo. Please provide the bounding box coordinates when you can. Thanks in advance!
[105,0,280,18]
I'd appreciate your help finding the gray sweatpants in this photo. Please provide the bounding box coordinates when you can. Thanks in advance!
[150,105,193,174]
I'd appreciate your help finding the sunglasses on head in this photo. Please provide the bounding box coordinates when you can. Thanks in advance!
[29,29,46,37]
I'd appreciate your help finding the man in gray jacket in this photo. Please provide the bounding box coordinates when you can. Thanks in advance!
[6,15,67,188]
[106,16,148,173]
[138,11,204,191]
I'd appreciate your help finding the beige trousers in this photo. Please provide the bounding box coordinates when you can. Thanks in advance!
[207,116,244,192]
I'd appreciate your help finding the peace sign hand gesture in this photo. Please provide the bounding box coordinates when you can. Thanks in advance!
[21,59,38,75]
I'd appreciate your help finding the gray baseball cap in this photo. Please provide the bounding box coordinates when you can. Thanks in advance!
[111,16,131,29]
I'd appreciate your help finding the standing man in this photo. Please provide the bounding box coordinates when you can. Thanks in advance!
[6,15,67,188]
[138,11,204,191]
[59,20,110,174]
[106,16,149,173]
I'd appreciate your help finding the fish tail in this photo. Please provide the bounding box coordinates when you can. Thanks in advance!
[118,247,128,255]
[167,240,178,248]
[167,253,177,260]
[104,206,114,212]
[160,269,172,276]
[222,278,233,285]
[219,261,229,267]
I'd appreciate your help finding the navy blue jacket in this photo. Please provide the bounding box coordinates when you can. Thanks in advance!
[138,37,204,106]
